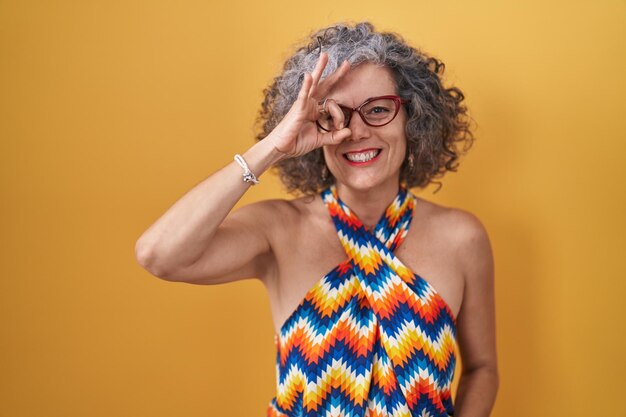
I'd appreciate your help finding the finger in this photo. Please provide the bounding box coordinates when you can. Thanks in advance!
[296,73,313,106]
[308,52,329,98]
[320,127,351,146]
[325,99,345,131]
[297,73,313,102]
[330,59,351,83]
[315,59,351,98]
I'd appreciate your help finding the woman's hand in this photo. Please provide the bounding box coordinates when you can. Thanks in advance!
[135,54,352,286]
[267,52,352,159]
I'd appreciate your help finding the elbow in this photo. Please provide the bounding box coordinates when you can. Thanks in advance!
[463,363,500,392]
[494,369,501,393]
[484,365,500,395]
[488,367,500,394]
[134,238,173,280]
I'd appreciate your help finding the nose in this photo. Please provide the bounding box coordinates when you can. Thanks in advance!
[346,110,371,142]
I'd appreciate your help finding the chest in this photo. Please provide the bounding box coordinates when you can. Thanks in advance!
[264,209,465,334]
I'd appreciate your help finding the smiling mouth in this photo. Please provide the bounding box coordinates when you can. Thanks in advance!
[343,149,381,163]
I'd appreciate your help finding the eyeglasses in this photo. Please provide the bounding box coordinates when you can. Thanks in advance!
[316,95,410,132]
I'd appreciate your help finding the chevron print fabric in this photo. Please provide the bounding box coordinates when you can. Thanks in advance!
[267,184,457,417]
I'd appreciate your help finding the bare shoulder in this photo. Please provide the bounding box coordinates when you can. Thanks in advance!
[413,196,493,278]
[414,196,487,235]
[442,206,492,273]
[228,194,319,238]
[440,205,489,248]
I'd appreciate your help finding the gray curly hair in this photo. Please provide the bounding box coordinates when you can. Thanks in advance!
[256,21,475,194]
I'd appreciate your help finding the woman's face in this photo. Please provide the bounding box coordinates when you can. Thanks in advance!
[321,63,407,193]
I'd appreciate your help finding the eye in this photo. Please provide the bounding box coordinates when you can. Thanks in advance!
[364,105,393,121]
[368,106,391,114]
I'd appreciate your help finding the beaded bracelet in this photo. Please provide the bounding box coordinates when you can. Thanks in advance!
[233,154,260,185]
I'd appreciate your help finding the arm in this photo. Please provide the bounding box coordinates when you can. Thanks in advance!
[134,139,282,283]
[454,214,499,417]
[134,53,352,284]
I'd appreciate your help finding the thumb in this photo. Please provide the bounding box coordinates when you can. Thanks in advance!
[320,128,351,146]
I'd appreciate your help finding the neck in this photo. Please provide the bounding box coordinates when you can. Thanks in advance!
[334,179,401,230]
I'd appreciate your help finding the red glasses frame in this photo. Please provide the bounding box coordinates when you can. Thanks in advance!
[316,95,410,132]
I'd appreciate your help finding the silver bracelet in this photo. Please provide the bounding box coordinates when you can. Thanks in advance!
[234,154,260,185]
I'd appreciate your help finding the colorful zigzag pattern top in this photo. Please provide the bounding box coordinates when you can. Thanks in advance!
[267,184,457,417]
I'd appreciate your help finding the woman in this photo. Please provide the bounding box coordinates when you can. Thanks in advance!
[136,22,498,417]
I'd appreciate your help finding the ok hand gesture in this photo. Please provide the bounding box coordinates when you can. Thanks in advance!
[268,52,352,159]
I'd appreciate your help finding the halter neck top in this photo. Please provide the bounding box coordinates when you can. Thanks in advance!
[267,185,457,417]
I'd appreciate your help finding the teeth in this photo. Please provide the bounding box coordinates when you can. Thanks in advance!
[345,150,379,163]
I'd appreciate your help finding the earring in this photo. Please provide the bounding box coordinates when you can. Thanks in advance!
[321,165,329,182]
[407,153,415,171]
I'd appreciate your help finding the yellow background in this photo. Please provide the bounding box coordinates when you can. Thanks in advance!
[1,1,625,416]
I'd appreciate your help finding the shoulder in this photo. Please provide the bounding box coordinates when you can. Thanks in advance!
[234,194,321,218]
[413,195,487,238]
[440,206,490,249]
[228,194,322,235]
[413,195,493,278]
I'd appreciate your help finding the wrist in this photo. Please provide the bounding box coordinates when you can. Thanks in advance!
[239,138,285,180]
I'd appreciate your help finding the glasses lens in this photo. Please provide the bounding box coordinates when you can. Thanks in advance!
[361,98,398,126]
[316,98,401,131]
[317,106,352,131]
[317,112,335,131]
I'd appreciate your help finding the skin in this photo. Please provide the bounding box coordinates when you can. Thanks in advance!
[135,52,498,416]
[321,63,408,227]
